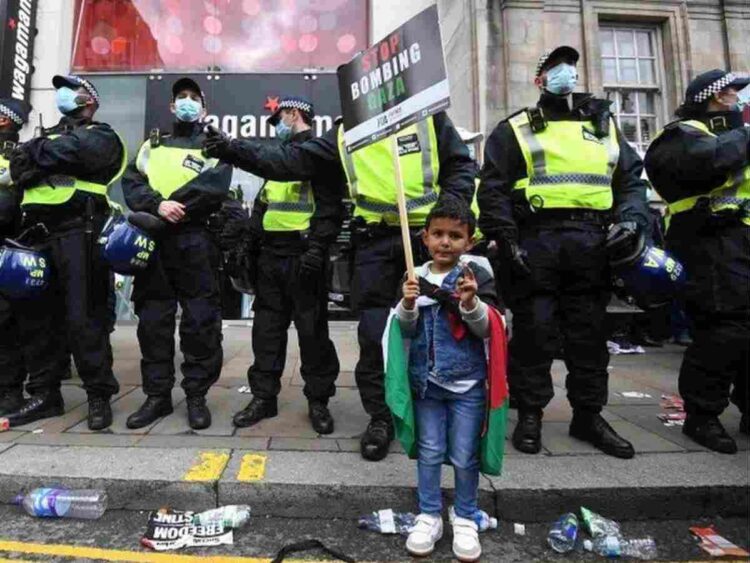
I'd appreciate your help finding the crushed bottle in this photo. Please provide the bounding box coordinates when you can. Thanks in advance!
[584,536,658,560]
[15,488,107,519]
[448,505,498,532]
[358,509,416,535]
[192,505,251,529]
[581,506,622,538]
[547,512,578,553]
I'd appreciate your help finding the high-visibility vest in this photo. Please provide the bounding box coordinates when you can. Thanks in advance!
[134,139,219,199]
[508,111,620,210]
[0,151,11,188]
[661,120,750,227]
[337,117,440,226]
[260,179,315,232]
[22,127,127,206]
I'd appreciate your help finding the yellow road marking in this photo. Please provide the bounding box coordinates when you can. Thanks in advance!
[182,451,230,482]
[0,540,341,562]
[236,453,267,482]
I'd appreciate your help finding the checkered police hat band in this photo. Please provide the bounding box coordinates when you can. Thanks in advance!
[693,73,736,103]
[279,99,312,114]
[69,76,100,104]
[536,49,553,77]
[0,104,23,125]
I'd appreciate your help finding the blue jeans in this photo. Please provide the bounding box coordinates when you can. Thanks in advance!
[413,381,486,518]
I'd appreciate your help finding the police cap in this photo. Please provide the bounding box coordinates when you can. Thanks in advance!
[0,98,30,127]
[268,96,315,126]
[536,46,580,77]
[172,77,206,106]
[52,75,100,105]
[685,69,750,104]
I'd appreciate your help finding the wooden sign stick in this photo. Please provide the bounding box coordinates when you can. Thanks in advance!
[390,134,416,282]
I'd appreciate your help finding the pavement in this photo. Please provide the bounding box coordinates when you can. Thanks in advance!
[0,322,748,524]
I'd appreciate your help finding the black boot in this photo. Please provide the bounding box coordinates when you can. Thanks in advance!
[88,397,112,431]
[360,418,394,461]
[512,410,542,454]
[683,414,737,454]
[187,396,211,430]
[309,401,334,435]
[740,413,748,436]
[5,390,64,427]
[232,397,277,428]
[0,389,24,417]
[126,396,173,429]
[570,410,635,459]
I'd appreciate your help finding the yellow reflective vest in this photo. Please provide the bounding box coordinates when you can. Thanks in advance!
[508,111,620,210]
[260,179,315,232]
[661,120,750,227]
[22,127,127,206]
[0,152,11,188]
[135,139,219,199]
[337,117,440,226]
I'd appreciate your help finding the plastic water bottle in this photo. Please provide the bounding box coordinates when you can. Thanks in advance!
[448,505,498,531]
[547,513,578,553]
[357,509,416,535]
[15,488,108,519]
[192,505,251,528]
[584,536,658,560]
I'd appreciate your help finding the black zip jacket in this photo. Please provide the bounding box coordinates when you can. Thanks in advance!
[644,111,750,204]
[0,130,21,237]
[221,111,476,211]
[10,115,125,227]
[122,121,233,223]
[246,128,344,250]
[477,93,650,243]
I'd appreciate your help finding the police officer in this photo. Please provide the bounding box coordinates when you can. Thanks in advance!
[204,111,475,461]
[229,96,341,433]
[645,69,750,454]
[121,77,231,430]
[0,98,30,416]
[7,76,125,430]
[478,46,650,458]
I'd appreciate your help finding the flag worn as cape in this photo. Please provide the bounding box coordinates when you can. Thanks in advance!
[383,305,509,476]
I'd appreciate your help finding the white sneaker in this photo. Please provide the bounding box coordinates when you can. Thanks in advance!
[405,513,443,556]
[452,516,481,562]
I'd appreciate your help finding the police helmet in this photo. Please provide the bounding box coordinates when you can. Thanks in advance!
[99,213,160,275]
[0,243,50,299]
[607,226,685,308]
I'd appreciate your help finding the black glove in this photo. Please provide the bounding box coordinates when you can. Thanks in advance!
[606,220,640,265]
[499,238,531,277]
[9,148,42,189]
[298,244,327,280]
[202,124,232,159]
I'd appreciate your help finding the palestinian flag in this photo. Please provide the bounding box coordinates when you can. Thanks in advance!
[383,305,509,476]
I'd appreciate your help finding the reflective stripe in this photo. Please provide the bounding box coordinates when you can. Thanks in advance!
[606,124,620,176]
[136,143,151,176]
[266,201,315,212]
[355,191,439,214]
[340,146,359,199]
[417,118,434,195]
[511,115,546,176]
[669,195,750,215]
[529,173,613,187]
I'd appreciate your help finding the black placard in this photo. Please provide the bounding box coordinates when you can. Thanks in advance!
[336,5,450,153]
[0,0,38,106]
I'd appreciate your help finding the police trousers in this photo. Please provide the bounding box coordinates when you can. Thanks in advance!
[132,226,223,398]
[351,231,427,420]
[0,295,25,395]
[16,224,119,398]
[668,220,750,416]
[248,248,339,402]
[507,223,610,412]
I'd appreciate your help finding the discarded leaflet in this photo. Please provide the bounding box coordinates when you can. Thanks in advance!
[141,508,233,551]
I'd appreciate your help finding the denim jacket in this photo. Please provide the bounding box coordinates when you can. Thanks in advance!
[400,261,497,398]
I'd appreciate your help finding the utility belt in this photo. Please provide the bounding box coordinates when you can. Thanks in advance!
[518,208,610,229]
[349,216,422,246]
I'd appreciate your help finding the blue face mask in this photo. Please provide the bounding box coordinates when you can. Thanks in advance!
[174,98,203,122]
[275,119,293,141]
[55,87,84,115]
[545,63,578,96]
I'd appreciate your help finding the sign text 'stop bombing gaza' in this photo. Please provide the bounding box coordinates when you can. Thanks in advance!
[349,31,421,101]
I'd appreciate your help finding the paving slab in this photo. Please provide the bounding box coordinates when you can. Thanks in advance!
[148,386,244,437]
[0,446,223,511]
[0,444,14,455]
[0,431,25,443]
[136,435,268,450]
[15,433,142,448]
[67,387,165,435]
[540,420,686,455]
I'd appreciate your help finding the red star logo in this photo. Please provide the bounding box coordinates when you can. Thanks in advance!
[7,18,16,30]
[264,96,280,113]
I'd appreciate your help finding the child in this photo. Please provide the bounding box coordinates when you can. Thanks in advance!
[396,197,500,562]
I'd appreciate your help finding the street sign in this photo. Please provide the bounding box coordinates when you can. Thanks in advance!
[0,0,38,106]
[337,5,450,153]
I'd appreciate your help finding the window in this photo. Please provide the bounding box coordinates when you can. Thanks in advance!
[600,26,663,154]
[71,0,368,73]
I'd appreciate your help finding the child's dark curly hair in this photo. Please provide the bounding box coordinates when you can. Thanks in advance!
[424,195,476,236]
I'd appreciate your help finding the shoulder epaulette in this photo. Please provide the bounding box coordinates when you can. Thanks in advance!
[499,108,528,124]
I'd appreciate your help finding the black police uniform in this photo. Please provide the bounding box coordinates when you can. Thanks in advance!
[645,109,750,447]
[206,111,475,458]
[8,115,123,419]
[121,121,231,418]
[478,93,649,454]
[244,129,341,407]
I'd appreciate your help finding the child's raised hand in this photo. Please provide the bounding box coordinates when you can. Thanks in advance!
[457,265,478,309]
[402,278,420,310]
